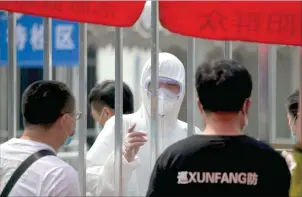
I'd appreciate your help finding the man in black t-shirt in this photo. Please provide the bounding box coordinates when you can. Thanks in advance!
[146,59,291,197]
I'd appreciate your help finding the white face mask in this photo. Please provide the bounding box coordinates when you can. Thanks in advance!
[157,88,178,116]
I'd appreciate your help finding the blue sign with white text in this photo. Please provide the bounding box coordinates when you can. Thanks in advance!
[0,12,79,67]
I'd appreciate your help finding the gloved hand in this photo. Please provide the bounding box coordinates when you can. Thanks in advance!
[123,123,147,162]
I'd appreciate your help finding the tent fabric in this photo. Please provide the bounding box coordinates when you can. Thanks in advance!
[0,1,145,27]
[0,1,300,45]
[159,1,302,46]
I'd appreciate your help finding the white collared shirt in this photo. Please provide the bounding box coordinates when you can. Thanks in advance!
[0,138,81,196]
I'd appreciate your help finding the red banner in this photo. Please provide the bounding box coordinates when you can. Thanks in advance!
[0,1,301,46]
[0,1,145,27]
[159,1,302,46]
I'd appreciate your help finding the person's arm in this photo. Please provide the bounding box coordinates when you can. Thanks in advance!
[42,166,81,197]
[86,152,140,196]
[146,155,169,197]
[86,117,140,196]
[290,147,302,197]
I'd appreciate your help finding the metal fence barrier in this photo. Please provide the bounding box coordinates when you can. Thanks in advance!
[3,2,301,196]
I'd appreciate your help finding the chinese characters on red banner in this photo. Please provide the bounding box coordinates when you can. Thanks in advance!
[0,1,145,26]
[160,1,301,46]
[0,1,300,45]
[199,10,297,36]
[199,10,228,32]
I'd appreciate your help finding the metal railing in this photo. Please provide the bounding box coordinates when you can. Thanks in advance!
[2,4,301,196]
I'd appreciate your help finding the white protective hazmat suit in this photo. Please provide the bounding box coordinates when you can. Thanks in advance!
[86,52,200,196]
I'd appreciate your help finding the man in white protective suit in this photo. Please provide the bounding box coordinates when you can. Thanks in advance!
[86,52,200,196]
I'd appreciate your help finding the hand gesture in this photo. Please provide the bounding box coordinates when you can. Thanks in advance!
[123,123,147,162]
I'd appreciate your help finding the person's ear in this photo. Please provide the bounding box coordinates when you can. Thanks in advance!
[56,113,71,130]
[58,113,68,123]
[287,113,292,127]
[104,107,114,117]
[97,118,103,125]
[242,98,251,115]
[197,99,204,114]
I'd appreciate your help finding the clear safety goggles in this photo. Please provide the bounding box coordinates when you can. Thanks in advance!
[144,77,182,99]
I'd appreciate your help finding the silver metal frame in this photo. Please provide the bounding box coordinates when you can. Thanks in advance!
[4,5,301,197]
[7,12,17,139]
[187,37,196,136]
[114,27,124,196]
[267,45,277,143]
[257,44,269,142]
[299,49,302,144]
[78,23,88,195]
[257,44,277,143]
[150,0,159,168]
[224,41,232,59]
[43,17,52,80]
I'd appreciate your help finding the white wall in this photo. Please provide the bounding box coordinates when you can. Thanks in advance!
[96,46,151,111]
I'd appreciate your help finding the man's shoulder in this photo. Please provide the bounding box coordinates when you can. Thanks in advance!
[156,136,199,167]
[40,157,78,183]
[42,156,76,174]
[242,137,290,176]
[243,137,283,158]
[103,113,135,130]
[0,138,17,149]
[39,157,80,196]
[243,136,272,150]
[158,135,285,166]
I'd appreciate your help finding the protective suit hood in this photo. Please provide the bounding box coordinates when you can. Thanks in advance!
[140,52,185,125]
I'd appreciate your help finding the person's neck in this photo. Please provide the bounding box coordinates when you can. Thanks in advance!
[202,122,243,136]
[201,113,244,136]
[21,128,60,152]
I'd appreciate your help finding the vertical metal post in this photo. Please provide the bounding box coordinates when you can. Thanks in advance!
[224,41,232,59]
[114,27,123,196]
[135,56,141,109]
[150,0,159,168]
[267,45,277,143]
[43,18,52,80]
[7,12,17,138]
[187,38,196,136]
[298,49,302,144]
[257,44,269,142]
[73,67,80,141]
[0,67,8,141]
[78,23,87,196]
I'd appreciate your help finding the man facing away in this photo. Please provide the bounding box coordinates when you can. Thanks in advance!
[0,80,81,196]
[86,52,200,196]
[146,59,291,196]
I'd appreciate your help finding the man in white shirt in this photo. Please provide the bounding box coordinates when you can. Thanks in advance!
[0,80,81,196]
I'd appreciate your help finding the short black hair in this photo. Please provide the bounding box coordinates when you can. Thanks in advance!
[88,80,134,114]
[195,59,252,112]
[286,90,299,118]
[22,80,75,127]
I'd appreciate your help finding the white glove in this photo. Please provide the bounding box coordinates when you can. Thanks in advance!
[123,123,147,162]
